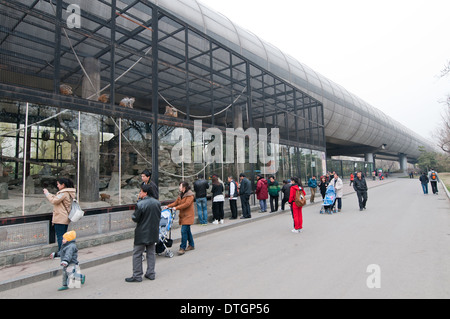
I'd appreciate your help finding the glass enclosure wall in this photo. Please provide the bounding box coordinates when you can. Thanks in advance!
[0,99,325,217]
[0,0,325,218]
[326,159,374,180]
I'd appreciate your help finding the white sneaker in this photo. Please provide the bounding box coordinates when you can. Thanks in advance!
[219,220,224,224]
[212,220,219,225]
[291,229,299,233]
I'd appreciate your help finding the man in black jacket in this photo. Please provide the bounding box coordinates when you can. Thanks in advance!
[239,173,252,219]
[419,172,429,195]
[140,169,159,200]
[353,172,368,211]
[126,184,161,283]
[193,174,210,225]
[281,180,292,210]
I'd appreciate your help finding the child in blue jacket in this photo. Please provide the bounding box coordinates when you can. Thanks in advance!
[58,231,85,291]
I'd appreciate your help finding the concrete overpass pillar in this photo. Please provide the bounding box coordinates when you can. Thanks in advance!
[365,153,375,174]
[399,154,408,175]
[365,153,374,163]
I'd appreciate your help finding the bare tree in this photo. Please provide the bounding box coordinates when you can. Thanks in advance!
[440,60,450,78]
[437,98,450,154]
[436,62,450,154]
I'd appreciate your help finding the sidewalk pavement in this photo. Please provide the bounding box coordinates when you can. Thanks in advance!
[0,177,394,292]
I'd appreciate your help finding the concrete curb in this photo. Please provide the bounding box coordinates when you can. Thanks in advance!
[0,249,135,292]
[0,204,285,292]
[441,180,450,200]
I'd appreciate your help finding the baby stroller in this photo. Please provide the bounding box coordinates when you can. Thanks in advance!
[320,184,337,214]
[155,208,176,258]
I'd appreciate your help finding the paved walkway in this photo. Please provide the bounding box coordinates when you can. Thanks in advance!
[0,176,441,292]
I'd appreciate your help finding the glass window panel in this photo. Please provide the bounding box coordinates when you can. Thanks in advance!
[158,0,205,31]
[235,26,268,68]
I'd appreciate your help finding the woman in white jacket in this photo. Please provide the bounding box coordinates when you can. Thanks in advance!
[211,176,225,224]
[332,173,343,212]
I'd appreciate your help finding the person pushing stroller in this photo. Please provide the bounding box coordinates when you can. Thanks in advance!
[320,184,337,214]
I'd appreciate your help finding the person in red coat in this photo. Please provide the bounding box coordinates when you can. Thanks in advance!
[255,174,268,213]
[288,177,306,233]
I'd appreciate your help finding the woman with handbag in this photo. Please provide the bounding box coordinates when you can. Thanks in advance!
[44,178,76,258]
[288,177,306,233]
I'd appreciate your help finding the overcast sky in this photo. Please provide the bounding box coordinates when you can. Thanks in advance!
[200,0,450,141]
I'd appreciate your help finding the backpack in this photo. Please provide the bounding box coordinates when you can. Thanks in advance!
[67,194,85,222]
[294,188,306,207]
[430,172,437,181]
[231,180,239,196]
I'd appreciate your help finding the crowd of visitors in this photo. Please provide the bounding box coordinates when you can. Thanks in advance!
[44,167,444,288]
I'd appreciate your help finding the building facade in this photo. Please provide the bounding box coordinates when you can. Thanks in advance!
[0,0,327,214]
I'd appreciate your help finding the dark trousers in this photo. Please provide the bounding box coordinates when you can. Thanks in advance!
[270,195,279,212]
[356,191,368,209]
[332,197,342,210]
[281,197,289,210]
[54,224,69,255]
[430,181,439,194]
[212,201,224,221]
[180,225,194,250]
[229,199,238,218]
[240,194,251,218]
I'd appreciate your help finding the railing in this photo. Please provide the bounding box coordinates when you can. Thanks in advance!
[0,194,260,252]
[0,204,138,252]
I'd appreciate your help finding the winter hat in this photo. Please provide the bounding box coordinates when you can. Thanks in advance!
[63,230,76,242]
